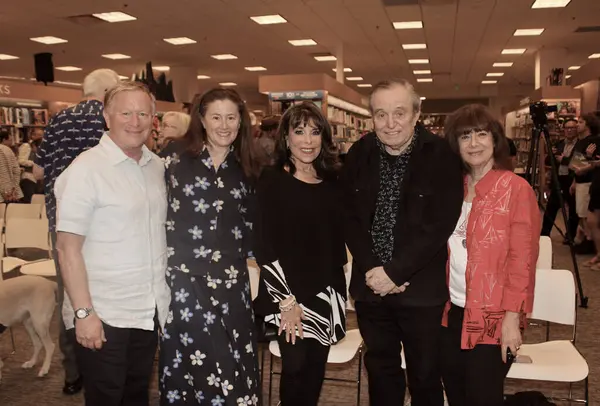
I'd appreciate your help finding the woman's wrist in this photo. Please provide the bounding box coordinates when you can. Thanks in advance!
[504,311,520,321]
[279,295,296,312]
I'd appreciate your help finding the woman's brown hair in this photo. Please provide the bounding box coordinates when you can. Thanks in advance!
[445,104,513,173]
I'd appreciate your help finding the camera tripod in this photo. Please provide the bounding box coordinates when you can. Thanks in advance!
[525,106,588,308]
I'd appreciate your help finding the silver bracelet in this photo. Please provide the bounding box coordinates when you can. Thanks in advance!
[279,295,296,312]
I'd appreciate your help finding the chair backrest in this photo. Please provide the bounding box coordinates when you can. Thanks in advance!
[248,264,260,301]
[5,218,50,250]
[536,236,552,269]
[5,203,42,220]
[0,203,5,222]
[529,269,576,326]
[30,194,45,206]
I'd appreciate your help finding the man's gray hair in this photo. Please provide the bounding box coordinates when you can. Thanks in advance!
[82,69,121,100]
[368,79,422,113]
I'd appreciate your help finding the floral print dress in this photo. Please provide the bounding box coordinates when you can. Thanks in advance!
[159,146,260,405]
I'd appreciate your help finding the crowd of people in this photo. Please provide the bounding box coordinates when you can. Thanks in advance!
[20,67,550,406]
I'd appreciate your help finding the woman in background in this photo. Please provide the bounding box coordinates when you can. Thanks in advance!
[18,127,44,202]
[158,111,191,156]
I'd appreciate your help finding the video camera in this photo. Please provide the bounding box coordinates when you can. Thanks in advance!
[529,101,558,127]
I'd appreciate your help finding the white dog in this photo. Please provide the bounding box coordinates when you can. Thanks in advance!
[0,275,57,383]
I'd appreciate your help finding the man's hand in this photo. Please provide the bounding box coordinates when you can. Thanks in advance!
[366,267,401,296]
[388,282,410,295]
[586,143,597,158]
[75,313,106,350]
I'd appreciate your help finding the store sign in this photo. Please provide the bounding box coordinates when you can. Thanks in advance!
[269,90,324,101]
[0,84,11,95]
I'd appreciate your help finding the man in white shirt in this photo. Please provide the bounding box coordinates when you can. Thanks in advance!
[55,81,170,406]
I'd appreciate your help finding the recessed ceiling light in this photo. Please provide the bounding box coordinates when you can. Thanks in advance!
[409,59,429,64]
[56,66,82,71]
[514,28,545,36]
[346,77,363,81]
[332,68,352,72]
[289,39,317,46]
[588,53,600,59]
[163,37,197,45]
[245,66,267,71]
[314,55,337,61]
[154,66,170,71]
[102,53,131,60]
[393,21,423,30]
[30,36,68,44]
[211,54,238,60]
[531,0,571,9]
[0,54,18,60]
[420,97,426,100]
[250,14,287,25]
[92,12,137,22]
[402,43,427,50]
[118,75,129,80]
[55,81,82,86]
[357,84,372,88]
[219,82,237,86]
[482,80,498,84]
[502,48,526,54]
[486,72,505,77]
[413,70,431,75]
[568,66,580,70]
[417,78,433,83]
[565,75,572,79]
[493,62,514,67]
[197,75,211,79]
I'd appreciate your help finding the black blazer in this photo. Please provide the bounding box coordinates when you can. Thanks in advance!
[341,125,463,306]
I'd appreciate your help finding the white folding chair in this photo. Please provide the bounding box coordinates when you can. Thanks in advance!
[507,269,589,404]
[0,203,6,222]
[536,236,552,270]
[2,218,55,276]
[248,262,260,301]
[0,240,16,354]
[30,194,45,205]
[5,203,42,220]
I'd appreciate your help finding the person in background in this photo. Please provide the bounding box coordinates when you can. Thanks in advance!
[36,68,121,396]
[55,82,169,406]
[442,104,540,406]
[541,118,579,242]
[159,87,260,405]
[341,79,463,406]
[506,137,517,168]
[583,111,600,269]
[18,127,44,202]
[253,103,347,406]
[254,115,281,167]
[157,111,190,156]
[0,130,23,203]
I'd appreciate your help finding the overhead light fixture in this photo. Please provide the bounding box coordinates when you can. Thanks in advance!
[55,81,82,86]
[482,80,498,84]
[565,75,572,79]
[30,36,68,44]
[56,66,82,71]
[197,75,211,79]
[486,72,505,77]
[219,82,237,86]
[417,78,433,83]
[588,53,600,59]
[102,53,131,60]
[118,75,129,80]
[314,55,337,61]
[501,48,526,54]
[211,54,238,60]
[245,66,267,71]
[154,66,170,71]
[420,97,426,100]
[531,0,571,8]
[0,54,18,60]
[92,12,137,22]
[357,84,372,88]
[250,14,287,25]
[493,62,514,67]
[163,37,197,45]
[346,77,363,81]
[514,28,545,36]
[413,70,431,75]
[568,66,580,70]
[332,68,352,72]
[289,39,317,46]
[402,43,427,50]
[393,21,423,30]
[409,59,429,64]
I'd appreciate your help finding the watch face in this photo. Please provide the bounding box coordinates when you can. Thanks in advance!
[76,309,88,319]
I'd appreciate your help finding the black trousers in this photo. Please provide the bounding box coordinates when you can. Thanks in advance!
[440,304,512,406]
[20,179,37,203]
[355,300,445,406]
[71,319,158,406]
[541,175,578,238]
[277,334,330,406]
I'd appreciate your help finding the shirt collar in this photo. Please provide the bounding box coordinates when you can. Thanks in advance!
[99,132,153,167]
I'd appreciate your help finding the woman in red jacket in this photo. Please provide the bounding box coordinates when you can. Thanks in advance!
[441,104,540,406]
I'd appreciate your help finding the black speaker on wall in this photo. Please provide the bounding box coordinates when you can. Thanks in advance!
[34,53,54,85]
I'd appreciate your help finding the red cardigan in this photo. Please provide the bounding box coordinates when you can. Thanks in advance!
[442,169,541,349]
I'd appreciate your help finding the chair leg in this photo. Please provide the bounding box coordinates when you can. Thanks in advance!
[585,377,589,404]
[356,347,363,406]
[260,345,265,398]
[268,352,274,406]
[569,382,573,400]
[9,327,15,354]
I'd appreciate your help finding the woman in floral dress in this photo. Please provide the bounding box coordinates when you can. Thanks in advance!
[159,88,260,405]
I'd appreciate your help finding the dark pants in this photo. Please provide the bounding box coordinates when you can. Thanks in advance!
[541,175,578,238]
[277,335,330,406]
[355,300,445,406]
[71,320,158,406]
[440,304,512,406]
[19,179,37,203]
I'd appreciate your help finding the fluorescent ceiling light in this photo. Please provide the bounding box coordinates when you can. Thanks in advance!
[245,66,267,71]
[417,78,433,83]
[0,54,18,60]
[332,68,352,72]
[163,37,196,45]
[413,70,431,75]
[565,75,572,79]
[357,84,372,88]
[402,43,427,50]
[531,0,571,8]
[346,77,363,81]
[482,80,497,84]
[393,21,423,30]
[211,54,238,60]
[588,53,600,59]
[253,110,263,113]
[219,82,237,86]
[409,59,429,64]
[289,39,317,46]
[92,12,137,22]
[486,72,504,77]
[56,66,82,71]
[314,55,337,61]
[197,75,211,79]
[102,53,131,60]
[154,66,170,71]
[250,15,287,25]
[568,66,580,70]
[493,62,514,67]
[420,97,426,100]
[514,28,545,36]
[30,36,67,44]
[502,48,526,54]
[55,81,81,86]
[118,75,129,80]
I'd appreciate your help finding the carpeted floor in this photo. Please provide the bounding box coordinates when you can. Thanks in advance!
[0,233,597,405]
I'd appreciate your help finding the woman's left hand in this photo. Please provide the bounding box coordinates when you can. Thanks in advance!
[501,311,522,363]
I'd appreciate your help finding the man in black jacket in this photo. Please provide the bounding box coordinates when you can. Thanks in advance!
[341,79,463,406]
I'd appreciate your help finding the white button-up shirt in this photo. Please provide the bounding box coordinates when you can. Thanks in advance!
[55,133,170,331]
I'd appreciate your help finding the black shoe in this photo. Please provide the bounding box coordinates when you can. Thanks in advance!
[62,376,83,395]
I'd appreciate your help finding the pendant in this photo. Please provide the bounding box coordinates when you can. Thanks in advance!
[462,238,467,249]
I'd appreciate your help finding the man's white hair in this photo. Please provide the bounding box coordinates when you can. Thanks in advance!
[82,69,121,100]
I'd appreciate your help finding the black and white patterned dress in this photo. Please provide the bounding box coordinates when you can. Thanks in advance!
[159,146,260,406]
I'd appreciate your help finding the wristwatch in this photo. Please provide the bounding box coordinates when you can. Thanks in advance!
[74,307,94,320]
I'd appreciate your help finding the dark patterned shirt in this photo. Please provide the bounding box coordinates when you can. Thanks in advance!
[36,99,105,231]
[371,132,418,264]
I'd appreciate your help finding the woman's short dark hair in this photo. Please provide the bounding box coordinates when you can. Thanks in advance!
[182,87,254,178]
[445,104,513,173]
[275,102,340,180]
[581,113,600,136]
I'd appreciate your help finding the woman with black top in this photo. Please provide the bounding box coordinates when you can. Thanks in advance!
[254,102,347,406]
